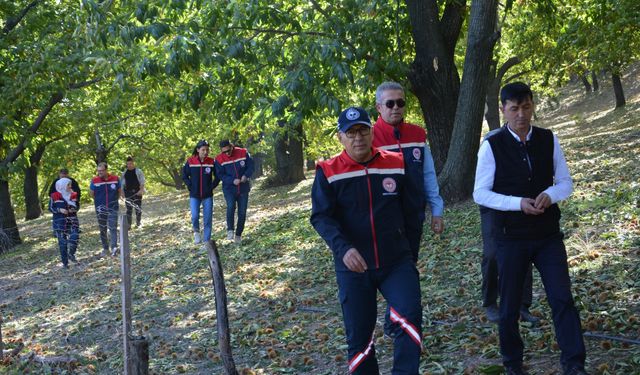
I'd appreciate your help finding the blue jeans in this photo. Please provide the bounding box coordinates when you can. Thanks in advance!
[55,226,79,266]
[97,208,118,250]
[223,191,249,236]
[190,197,213,241]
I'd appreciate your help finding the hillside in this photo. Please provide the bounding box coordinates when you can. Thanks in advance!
[1,69,639,374]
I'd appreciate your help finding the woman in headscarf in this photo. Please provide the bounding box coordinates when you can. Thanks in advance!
[49,177,80,268]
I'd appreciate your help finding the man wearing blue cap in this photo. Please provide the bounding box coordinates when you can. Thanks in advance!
[311,107,423,374]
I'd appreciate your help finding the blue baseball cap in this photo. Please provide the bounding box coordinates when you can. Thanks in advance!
[337,107,372,133]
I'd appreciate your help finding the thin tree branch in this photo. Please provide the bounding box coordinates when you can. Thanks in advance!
[1,0,39,37]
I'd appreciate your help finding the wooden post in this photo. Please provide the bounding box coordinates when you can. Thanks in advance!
[0,314,3,361]
[128,335,149,375]
[119,213,133,375]
[205,240,238,375]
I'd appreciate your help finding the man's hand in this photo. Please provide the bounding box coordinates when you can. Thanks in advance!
[343,248,368,273]
[431,216,444,234]
[233,179,240,186]
[59,208,68,215]
[240,175,248,183]
[521,198,545,215]
[534,192,551,210]
[136,189,144,196]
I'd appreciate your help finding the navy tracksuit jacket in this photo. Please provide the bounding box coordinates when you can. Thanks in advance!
[311,147,423,374]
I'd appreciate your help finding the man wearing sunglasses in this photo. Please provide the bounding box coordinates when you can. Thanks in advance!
[372,81,444,339]
[214,139,255,244]
[311,107,423,374]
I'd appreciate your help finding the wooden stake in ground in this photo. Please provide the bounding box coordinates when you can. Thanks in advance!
[205,240,238,375]
[0,314,3,361]
[119,214,133,375]
[128,335,149,375]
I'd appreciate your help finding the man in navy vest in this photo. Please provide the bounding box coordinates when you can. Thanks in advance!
[90,162,123,257]
[311,107,423,374]
[473,82,588,375]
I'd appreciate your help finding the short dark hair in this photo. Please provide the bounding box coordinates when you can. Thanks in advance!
[219,140,231,148]
[59,168,69,175]
[126,156,134,162]
[500,82,533,105]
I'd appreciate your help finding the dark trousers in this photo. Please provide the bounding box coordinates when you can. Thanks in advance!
[96,208,118,250]
[55,227,79,266]
[125,191,142,227]
[336,259,422,375]
[223,190,249,236]
[495,234,586,369]
[481,209,533,307]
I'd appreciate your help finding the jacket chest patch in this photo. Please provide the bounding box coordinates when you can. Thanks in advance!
[239,160,245,167]
[205,167,211,174]
[412,147,421,160]
[110,184,116,190]
[382,177,397,195]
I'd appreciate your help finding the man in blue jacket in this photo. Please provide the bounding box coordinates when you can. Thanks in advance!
[215,140,254,245]
[311,107,423,374]
[90,162,122,257]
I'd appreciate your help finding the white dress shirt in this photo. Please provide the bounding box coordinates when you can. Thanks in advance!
[473,125,573,212]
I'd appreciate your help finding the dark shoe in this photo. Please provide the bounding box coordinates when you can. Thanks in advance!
[485,304,500,323]
[520,307,540,324]
[101,248,108,257]
[61,263,69,269]
[68,254,78,263]
[505,367,530,375]
[564,366,589,375]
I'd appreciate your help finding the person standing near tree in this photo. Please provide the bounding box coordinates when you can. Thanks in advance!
[182,140,219,244]
[121,156,146,229]
[49,168,81,203]
[49,178,80,269]
[214,140,254,245]
[473,82,588,375]
[311,107,423,374]
[90,162,122,257]
[371,81,444,338]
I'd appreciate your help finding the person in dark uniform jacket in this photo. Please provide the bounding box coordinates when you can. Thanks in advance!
[311,107,423,375]
[49,178,80,268]
[49,168,81,205]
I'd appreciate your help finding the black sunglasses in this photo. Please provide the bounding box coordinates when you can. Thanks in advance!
[384,99,406,109]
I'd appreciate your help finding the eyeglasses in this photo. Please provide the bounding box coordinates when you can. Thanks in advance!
[344,127,371,138]
[97,169,106,172]
[384,99,406,109]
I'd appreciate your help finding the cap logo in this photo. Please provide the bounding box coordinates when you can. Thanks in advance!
[413,147,421,160]
[382,177,397,193]
[345,108,360,120]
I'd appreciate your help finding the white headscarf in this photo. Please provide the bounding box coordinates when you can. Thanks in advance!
[55,177,76,208]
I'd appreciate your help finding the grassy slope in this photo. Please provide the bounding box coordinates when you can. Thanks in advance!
[1,69,639,374]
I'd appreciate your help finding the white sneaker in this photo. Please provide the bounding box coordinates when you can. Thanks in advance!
[234,235,242,245]
[226,230,234,240]
[111,247,118,256]
[194,232,202,244]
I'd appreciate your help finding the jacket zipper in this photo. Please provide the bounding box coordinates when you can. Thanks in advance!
[364,167,380,268]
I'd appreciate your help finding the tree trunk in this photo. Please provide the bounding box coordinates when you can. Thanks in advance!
[611,72,626,108]
[405,0,465,173]
[23,144,46,220]
[438,0,499,202]
[580,74,592,94]
[252,153,266,178]
[591,71,599,92]
[0,179,21,253]
[485,57,522,131]
[267,121,305,186]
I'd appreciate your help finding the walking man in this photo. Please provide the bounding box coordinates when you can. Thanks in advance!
[214,140,254,244]
[90,162,122,257]
[473,82,588,375]
[121,156,146,229]
[311,107,423,374]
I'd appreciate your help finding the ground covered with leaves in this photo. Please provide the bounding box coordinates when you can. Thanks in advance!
[2,75,639,374]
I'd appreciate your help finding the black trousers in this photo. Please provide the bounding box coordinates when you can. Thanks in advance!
[125,191,142,227]
[496,233,585,369]
[481,208,533,307]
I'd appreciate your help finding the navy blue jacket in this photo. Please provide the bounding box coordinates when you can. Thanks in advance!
[310,148,422,271]
[49,192,80,232]
[214,147,254,196]
[182,155,219,199]
[90,175,121,212]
